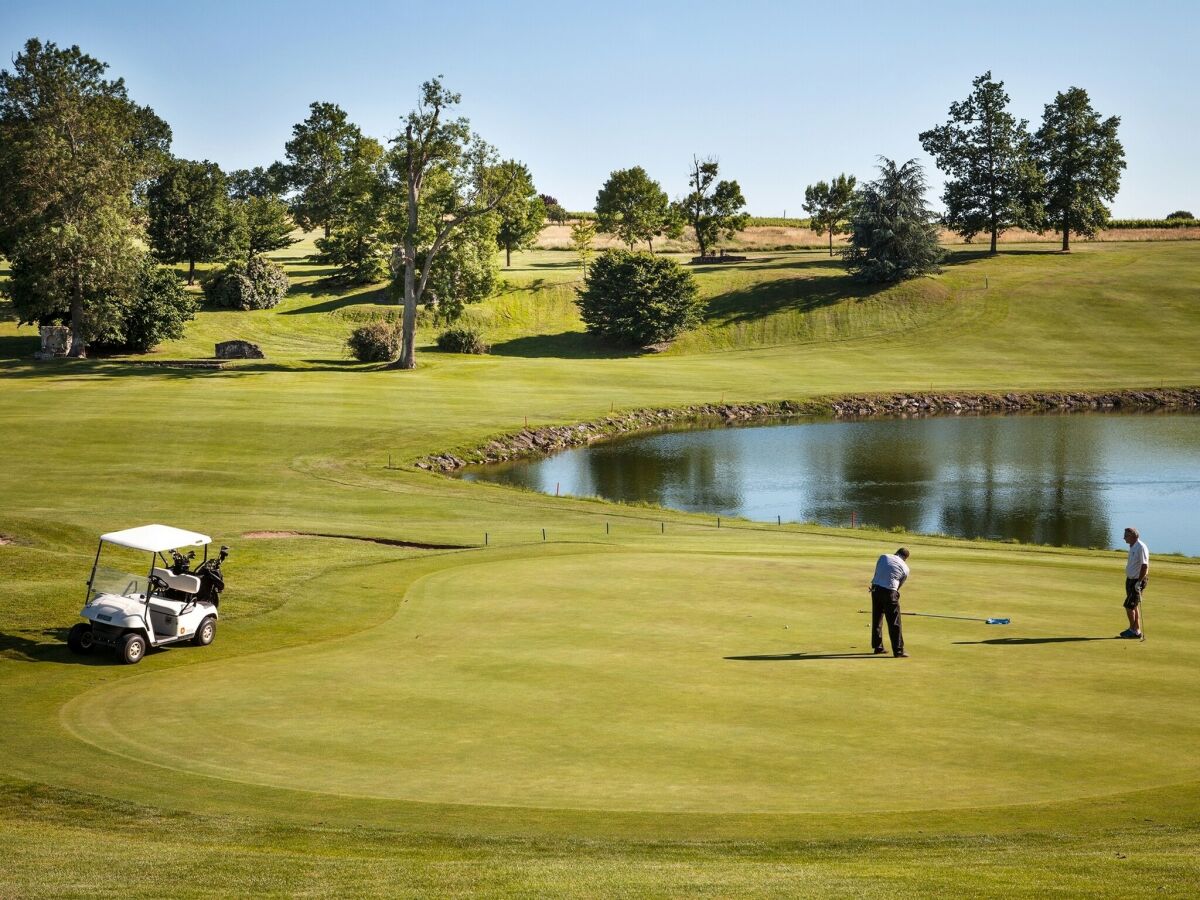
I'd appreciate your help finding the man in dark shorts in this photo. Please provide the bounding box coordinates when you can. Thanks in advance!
[870,547,910,657]
[1121,527,1149,641]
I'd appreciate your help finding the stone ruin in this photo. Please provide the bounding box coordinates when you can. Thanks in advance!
[215,340,265,360]
[34,325,72,360]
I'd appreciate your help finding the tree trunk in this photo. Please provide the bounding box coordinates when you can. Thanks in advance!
[67,279,86,358]
[990,226,998,255]
[505,244,511,268]
[187,258,196,285]
[1061,210,1070,252]
[646,238,654,254]
[828,228,834,257]
[324,223,330,239]
[398,242,417,369]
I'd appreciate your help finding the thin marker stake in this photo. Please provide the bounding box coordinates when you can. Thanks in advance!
[542,528,546,541]
[777,515,781,526]
[661,522,665,534]
[606,522,610,535]
[484,532,489,545]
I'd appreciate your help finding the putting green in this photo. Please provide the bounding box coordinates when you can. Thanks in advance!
[61,544,1200,814]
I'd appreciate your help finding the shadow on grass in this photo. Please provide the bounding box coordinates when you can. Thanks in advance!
[704,265,884,327]
[725,651,884,661]
[0,628,110,665]
[281,285,391,315]
[953,636,1118,645]
[490,330,639,359]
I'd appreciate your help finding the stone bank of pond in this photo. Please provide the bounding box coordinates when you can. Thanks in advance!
[456,413,1200,556]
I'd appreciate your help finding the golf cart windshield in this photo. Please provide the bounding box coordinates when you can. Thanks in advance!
[90,566,152,601]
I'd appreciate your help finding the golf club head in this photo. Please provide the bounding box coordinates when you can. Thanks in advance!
[985,618,1011,625]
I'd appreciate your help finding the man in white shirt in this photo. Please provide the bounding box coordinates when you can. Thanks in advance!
[1121,527,1149,641]
[870,548,911,657]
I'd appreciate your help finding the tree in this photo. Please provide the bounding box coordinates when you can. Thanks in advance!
[1165,210,1194,220]
[100,260,198,352]
[385,78,524,369]
[146,158,236,283]
[495,163,545,267]
[843,158,944,283]
[0,38,171,356]
[674,156,749,258]
[229,196,296,260]
[314,136,390,283]
[227,164,288,200]
[570,220,597,270]
[1032,87,1125,252]
[919,72,1041,253]
[803,173,857,257]
[577,250,702,347]
[540,193,568,225]
[595,166,680,252]
[284,102,366,238]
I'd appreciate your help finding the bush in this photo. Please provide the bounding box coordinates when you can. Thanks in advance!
[89,261,198,353]
[203,255,289,310]
[120,263,199,352]
[576,250,701,347]
[435,326,490,355]
[1165,210,1195,221]
[347,319,402,362]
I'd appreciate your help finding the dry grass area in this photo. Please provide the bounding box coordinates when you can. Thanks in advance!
[536,222,1200,252]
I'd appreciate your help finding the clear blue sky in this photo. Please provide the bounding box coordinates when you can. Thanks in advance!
[3,0,1196,216]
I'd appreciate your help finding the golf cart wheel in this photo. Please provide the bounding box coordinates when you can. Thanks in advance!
[67,623,95,654]
[193,616,216,647]
[118,633,147,665]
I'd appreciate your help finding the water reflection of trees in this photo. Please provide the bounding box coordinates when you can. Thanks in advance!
[582,434,744,513]
[934,417,1110,548]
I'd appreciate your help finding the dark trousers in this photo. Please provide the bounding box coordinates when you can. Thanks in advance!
[871,586,904,654]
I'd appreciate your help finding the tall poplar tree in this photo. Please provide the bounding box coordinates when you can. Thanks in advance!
[920,72,1041,253]
[1032,87,1125,252]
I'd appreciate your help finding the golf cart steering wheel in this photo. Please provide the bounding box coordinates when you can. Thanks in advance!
[149,573,169,594]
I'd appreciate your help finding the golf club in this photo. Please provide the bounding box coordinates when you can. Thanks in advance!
[858,610,1010,625]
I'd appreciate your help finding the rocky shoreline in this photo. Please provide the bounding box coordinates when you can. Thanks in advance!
[414,387,1200,472]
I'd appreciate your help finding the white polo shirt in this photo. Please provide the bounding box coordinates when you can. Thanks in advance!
[1126,539,1149,579]
[872,554,910,590]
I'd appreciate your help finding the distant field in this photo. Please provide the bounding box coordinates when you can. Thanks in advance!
[536,222,1200,252]
[3,238,1200,895]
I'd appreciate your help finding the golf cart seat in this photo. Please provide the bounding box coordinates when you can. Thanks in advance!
[152,567,201,594]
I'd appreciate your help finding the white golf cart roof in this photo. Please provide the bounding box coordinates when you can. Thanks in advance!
[99,524,211,553]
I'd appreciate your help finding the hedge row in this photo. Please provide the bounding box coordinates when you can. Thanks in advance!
[1105,218,1200,229]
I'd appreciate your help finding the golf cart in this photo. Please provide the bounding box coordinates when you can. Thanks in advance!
[67,524,229,664]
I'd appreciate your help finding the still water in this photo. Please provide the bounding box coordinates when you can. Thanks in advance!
[458,414,1200,556]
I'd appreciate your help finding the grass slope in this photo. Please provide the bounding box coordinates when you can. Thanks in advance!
[2,239,1199,896]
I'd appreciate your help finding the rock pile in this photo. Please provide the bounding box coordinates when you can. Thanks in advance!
[413,388,1200,473]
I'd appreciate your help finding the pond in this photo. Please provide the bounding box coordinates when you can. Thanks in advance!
[456,413,1200,556]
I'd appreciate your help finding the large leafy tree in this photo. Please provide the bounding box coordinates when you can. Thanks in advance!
[843,158,944,283]
[674,156,749,258]
[147,158,236,283]
[920,71,1041,253]
[284,102,366,237]
[228,164,289,200]
[385,78,524,369]
[495,163,545,267]
[803,173,857,257]
[1032,87,1125,252]
[0,38,171,356]
[595,166,680,252]
[314,137,390,283]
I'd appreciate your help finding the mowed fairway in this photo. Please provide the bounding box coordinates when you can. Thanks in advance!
[3,240,1200,895]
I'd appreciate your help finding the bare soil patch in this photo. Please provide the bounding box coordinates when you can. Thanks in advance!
[242,531,467,550]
